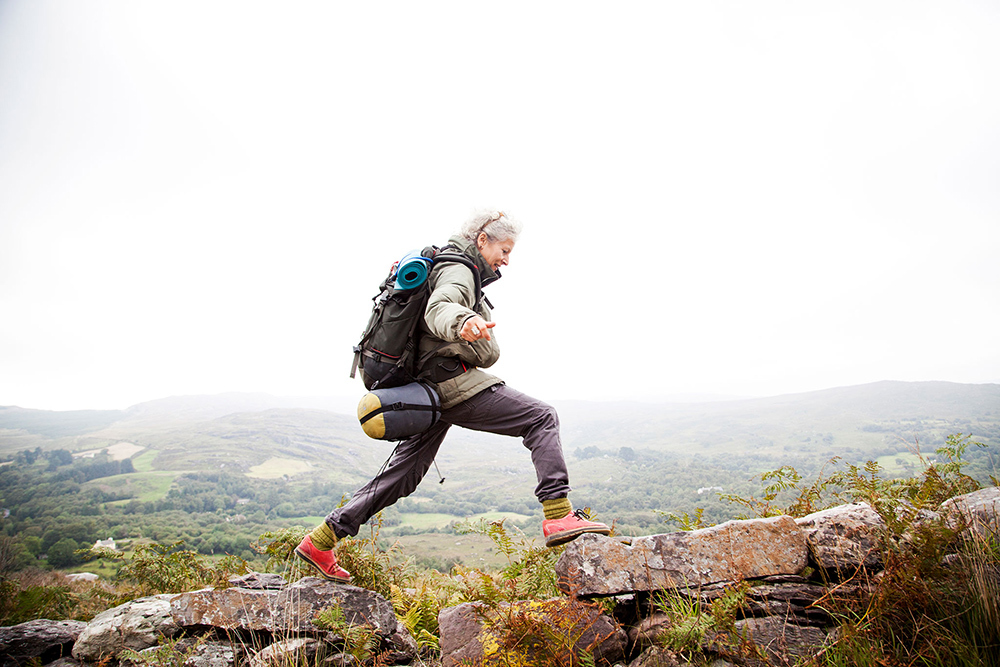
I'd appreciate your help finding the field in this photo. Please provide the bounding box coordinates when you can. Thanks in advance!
[87,471,179,503]
[247,457,314,479]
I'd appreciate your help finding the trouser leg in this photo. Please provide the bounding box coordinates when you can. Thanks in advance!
[446,384,571,501]
[325,420,451,538]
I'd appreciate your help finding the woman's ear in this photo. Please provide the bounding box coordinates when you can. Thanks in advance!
[477,232,488,249]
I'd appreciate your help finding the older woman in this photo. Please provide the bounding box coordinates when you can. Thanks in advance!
[295,211,609,582]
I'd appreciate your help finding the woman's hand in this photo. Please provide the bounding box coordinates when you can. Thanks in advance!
[460,315,496,342]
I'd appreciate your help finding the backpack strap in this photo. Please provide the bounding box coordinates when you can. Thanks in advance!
[431,249,484,311]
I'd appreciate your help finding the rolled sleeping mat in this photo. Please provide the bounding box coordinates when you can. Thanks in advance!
[393,250,433,291]
[357,381,441,440]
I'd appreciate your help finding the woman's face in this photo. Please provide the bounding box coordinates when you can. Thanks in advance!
[477,233,515,272]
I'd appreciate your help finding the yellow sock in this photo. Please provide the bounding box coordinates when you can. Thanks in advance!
[309,522,338,551]
[542,497,572,520]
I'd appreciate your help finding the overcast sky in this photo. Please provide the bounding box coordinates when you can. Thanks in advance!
[1,1,998,412]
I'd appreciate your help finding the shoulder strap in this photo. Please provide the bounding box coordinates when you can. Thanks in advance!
[429,247,483,311]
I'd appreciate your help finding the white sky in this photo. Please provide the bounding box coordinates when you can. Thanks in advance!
[1,1,998,412]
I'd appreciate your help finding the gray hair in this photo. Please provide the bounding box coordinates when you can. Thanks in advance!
[459,210,522,244]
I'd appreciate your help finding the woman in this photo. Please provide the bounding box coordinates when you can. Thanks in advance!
[296,211,609,582]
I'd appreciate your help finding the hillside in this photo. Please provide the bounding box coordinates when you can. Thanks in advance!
[1,381,997,565]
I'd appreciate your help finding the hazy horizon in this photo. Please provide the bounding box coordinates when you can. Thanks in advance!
[4,379,998,415]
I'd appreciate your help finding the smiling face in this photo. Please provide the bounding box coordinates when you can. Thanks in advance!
[477,232,515,271]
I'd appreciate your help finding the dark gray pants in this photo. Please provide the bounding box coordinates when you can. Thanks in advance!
[326,384,571,538]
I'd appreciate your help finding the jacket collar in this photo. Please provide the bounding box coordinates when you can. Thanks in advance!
[447,235,500,287]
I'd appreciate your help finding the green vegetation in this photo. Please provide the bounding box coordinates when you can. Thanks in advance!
[1,435,997,665]
[2,385,1000,663]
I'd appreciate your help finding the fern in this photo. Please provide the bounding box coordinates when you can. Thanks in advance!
[315,604,380,663]
[454,519,560,603]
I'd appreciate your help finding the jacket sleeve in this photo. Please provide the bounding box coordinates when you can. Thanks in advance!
[424,263,478,341]
[423,263,500,368]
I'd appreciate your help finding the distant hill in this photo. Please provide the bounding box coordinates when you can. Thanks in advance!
[2,381,997,544]
[3,381,998,472]
[0,406,125,438]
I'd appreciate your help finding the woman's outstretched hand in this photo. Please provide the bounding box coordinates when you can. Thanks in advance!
[460,316,496,342]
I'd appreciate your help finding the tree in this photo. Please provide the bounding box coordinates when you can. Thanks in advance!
[46,538,81,568]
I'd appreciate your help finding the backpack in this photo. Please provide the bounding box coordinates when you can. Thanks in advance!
[350,245,482,391]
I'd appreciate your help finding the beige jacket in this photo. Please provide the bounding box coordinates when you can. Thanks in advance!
[418,236,503,409]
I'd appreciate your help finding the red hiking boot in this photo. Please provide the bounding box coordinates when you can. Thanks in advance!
[542,509,611,547]
[294,535,351,583]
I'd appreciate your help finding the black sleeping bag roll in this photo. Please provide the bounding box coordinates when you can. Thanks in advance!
[357,381,441,440]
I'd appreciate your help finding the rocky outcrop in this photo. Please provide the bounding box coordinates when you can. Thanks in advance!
[7,491,994,666]
[61,578,417,666]
[71,594,179,662]
[942,486,1000,537]
[123,638,243,667]
[438,598,625,667]
[0,619,86,667]
[556,515,809,596]
[795,502,885,573]
[171,578,399,637]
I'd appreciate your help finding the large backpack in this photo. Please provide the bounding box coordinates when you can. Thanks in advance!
[350,246,482,391]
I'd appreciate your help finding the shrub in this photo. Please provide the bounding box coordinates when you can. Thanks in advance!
[89,541,250,598]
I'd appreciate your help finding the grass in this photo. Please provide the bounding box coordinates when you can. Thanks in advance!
[130,449,159,472]
[389,531,512,569]
[875,451,926,475]
[472,510,533,523]
[88,471,178,503]
[246,457,313,479]
[396,512,458,529]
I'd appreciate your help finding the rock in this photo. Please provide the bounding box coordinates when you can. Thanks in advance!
[627,645,686,666]
[726,617,829,666]
[626,612,672,650]
[438,598,625,667]
[249,637,322,667]
[122,638,242,667]
[228,572,287,590]
[796,503,885,575]
[556,516,808,596]
[71,595,180,662]
[384,618,420,664]
[41,659,82,667]
[170,578,414,662]
[171,579,395,635]
[0,619,86,667]
[438,603,487,667]
[64,573,99,583]
[743,581,834,626]
[941,486,1000,538]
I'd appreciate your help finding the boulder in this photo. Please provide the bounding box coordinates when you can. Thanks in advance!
[228,572,287,590]
[742,579,834,626]
[248,637,322,667]
[626,612,672,651]
[556,516,808,596]
[171,578,396,635]
[438,602,488,667]
[71,594,180,662]
[721,617,829,666]
[796,503,885,574]
[169,578,414,662]
[123,638,243,667]
[626,645,687,666]
[0,619,86,667]
[438,598,625,667]
[40,659,81,667]
[941,486,1000,538]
